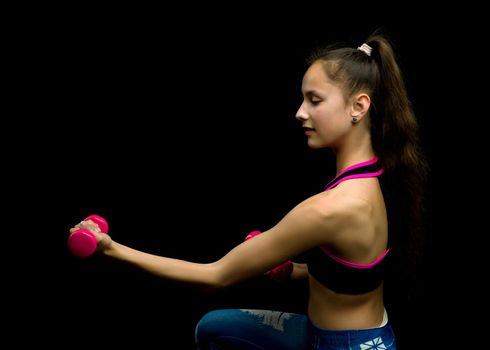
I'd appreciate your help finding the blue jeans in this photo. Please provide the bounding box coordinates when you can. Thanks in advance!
[195,309,396,350]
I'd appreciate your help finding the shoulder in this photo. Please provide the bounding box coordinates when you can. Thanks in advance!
[299,186,373,225]
[267,188,373,252]
[310,187,373,236]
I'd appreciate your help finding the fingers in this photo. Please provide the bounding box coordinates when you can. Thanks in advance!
[69,219,102,234]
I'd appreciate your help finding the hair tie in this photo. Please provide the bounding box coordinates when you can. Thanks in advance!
[357,43,372,56]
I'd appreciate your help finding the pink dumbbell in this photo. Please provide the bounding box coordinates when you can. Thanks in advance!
[245,230,293,281]
[67,214,108,258]
[245,230,262,240]
[268,260,294,281]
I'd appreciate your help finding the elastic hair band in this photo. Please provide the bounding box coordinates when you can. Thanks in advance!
[357,43,372,56]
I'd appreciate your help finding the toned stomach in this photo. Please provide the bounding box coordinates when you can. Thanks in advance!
[307,275,385,330]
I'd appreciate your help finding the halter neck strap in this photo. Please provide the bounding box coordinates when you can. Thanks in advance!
[324,156,384,191]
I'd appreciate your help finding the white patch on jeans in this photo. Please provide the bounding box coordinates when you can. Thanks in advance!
[360,336,386,349]
[240,310,291,331]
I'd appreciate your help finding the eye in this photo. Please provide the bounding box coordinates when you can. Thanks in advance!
[310,96,322,105]
[304,91,323,105]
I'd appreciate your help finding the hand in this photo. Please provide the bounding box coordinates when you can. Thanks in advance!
[69,219,113,253]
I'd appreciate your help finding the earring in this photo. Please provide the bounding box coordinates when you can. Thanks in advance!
[351,116,359,124]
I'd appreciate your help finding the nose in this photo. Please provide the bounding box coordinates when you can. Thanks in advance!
[295,101,308,121]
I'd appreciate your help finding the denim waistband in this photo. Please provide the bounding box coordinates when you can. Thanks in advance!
[308,319,396,349]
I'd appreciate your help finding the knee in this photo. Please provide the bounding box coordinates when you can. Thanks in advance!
[195,310,227,347]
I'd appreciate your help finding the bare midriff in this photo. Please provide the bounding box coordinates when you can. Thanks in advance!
[307,275,385,330]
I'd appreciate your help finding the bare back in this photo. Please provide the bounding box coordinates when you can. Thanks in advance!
[306,177,388,330]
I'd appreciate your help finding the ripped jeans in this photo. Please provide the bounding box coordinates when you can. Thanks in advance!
[195,309,396,350]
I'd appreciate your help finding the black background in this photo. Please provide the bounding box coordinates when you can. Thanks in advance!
[10,5,485,349]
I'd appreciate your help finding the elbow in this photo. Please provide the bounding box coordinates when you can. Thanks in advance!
[204,262,237,292]
[187,264,228,295]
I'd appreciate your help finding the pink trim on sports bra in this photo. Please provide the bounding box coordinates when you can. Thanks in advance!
[324,169,384,191]
[324,156,383,190]
[319,246,391,269]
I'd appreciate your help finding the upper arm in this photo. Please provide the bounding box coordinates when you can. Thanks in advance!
[212,194,347,287]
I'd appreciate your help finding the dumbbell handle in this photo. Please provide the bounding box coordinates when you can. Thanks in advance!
[67,214,108,258]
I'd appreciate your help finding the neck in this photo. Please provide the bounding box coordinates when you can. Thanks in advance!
[333,133,374,174]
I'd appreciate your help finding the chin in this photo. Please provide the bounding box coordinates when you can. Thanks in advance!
[307,140,325,149]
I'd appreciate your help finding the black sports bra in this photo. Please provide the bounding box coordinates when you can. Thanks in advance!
[295,156,390,294]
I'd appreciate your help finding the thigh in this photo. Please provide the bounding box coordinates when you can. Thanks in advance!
[195,309,309,350]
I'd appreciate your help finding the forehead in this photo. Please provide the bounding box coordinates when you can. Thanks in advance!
[302,61,337,92]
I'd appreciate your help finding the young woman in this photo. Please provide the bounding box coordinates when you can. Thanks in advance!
[70,31,427,349]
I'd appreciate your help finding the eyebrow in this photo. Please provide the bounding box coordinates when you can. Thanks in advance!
[303,89,315,95]
[303,90,321,97]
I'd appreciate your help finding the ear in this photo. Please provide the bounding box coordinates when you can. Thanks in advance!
[350,93,371,121]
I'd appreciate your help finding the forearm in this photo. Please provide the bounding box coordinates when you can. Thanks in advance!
[103,242,220,290]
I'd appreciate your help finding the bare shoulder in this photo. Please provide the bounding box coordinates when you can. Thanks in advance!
[265,188,373,254]
[315,181,385,258]
[308,187,374,236]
